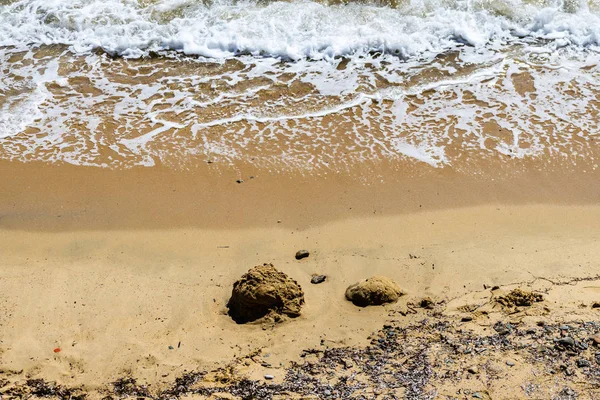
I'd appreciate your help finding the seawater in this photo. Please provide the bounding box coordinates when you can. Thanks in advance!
[1,0,599,171]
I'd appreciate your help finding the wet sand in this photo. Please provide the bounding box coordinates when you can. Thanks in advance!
[2,158,600,231]
[1,160,600,398]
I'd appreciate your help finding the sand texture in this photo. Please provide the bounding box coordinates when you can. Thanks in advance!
[0,160,600,398]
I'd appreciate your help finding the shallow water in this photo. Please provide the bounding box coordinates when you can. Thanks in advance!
[1,0,599,171]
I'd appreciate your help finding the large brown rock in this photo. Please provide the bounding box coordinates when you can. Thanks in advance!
[227,263,305,324]
[345,276,403,307]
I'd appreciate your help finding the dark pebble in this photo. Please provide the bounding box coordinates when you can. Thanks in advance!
[577,358,591,368]
[419,297,435,309]
[467,366,479,374]
[576,340,588,350]
[494,322,513,335]
[295,250,310,260]
[557,337,575,348]
[311,275,327,284]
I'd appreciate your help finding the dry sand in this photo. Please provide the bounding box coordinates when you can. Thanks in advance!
[1,160,600,398]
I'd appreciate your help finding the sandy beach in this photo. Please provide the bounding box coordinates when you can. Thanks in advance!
[2,1,600,396]
[1,159,600,398]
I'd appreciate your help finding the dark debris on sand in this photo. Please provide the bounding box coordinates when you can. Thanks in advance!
[6,318,600,399]
[1,378,86,400]
[111,377,152,398]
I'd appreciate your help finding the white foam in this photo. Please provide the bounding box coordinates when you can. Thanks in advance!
[1,0,600,60]
[1,0,600,170]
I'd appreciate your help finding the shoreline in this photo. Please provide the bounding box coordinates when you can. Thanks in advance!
[3,0,600,396]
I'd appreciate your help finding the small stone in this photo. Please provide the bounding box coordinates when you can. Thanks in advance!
[506,361,515,367]
[557,337,575,348]
[473,393,483,399]
[467,366,479,374]
[236,179,244,184]
[311,275,326,284]
[295,250,310,260]
[559,325,570,331]
[323,389,331,396]
[491,286,500,291]
[264,374,274,380]
[419,297,435,309]
[577,340,588,350]
[168,345,174,350]
[591,334,600,345]
[494,322,511,335]
[577,358,591,368]
[461,316,473,322]
[592,302,600,309]
[560,388,577,397]
[536,345,547,353]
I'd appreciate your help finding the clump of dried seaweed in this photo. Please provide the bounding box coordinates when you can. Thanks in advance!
[5,319,600,399]
[1,378,85,400]
[496,288,543,307]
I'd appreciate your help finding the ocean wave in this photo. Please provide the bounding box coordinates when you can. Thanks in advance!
[1,0,600,60]
[1,0,600,170]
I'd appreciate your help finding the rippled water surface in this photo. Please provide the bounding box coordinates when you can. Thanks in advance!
[1,0,599,171]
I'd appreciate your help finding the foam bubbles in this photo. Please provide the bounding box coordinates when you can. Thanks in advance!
[1,0,600,59]
[0,0,600,171]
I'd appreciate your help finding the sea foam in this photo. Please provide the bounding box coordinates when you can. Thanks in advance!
[0,0,599,59]
[1,0,600,171]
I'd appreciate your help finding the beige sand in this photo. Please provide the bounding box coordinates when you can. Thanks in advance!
[1,160,600,398]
